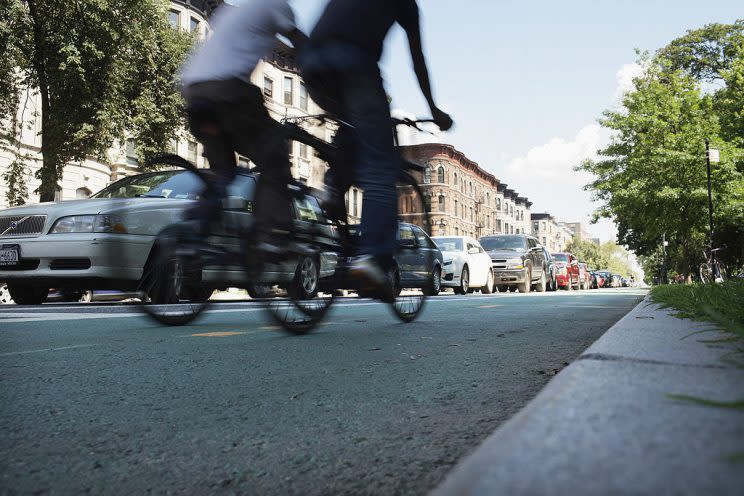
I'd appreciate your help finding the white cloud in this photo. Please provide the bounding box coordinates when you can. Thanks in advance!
[504,124,607,181]
[613,63,643,103]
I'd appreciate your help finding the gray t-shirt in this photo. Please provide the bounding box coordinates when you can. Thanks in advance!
[181,0,296,86]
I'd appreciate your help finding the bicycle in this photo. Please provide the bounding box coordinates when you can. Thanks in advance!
[115,116,436,333]
[699,245,727,283]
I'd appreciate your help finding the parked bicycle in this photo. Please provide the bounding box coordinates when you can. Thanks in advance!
[114,116,436,333]
[699,245,727,283]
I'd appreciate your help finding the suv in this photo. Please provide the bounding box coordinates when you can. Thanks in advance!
[479,234,548,293]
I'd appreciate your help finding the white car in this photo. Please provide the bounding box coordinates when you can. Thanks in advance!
[431,236,494,294]
[0,169,337,305]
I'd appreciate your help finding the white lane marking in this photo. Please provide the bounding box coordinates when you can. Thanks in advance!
[0,344,95,356]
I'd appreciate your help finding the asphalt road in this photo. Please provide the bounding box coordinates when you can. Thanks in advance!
[0,288,646,495]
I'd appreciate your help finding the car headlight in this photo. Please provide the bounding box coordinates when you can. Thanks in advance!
[443,259,453,266]
[50,215,128,234]
[506,258,523,270]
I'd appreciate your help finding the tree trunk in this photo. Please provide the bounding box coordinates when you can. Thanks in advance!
[26,0,59,203]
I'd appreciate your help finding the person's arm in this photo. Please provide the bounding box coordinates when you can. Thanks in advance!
[403,2,453,130]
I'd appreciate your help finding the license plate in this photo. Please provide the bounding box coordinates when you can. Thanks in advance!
[0,245,19,266]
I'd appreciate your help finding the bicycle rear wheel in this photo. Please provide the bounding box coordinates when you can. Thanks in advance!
[251,177,346,334]
[390,170,433,323]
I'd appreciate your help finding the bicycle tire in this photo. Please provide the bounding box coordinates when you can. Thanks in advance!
[389,169,432,323]
[132,155,214,325]
[252,175,346,334]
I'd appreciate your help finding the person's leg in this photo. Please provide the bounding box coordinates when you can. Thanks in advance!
[338,66,399,269]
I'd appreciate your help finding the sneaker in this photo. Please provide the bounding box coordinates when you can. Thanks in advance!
[348,255,394,303]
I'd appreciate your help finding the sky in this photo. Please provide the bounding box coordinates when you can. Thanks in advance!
[289,0,742,244]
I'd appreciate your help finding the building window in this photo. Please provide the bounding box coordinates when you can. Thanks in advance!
[263,76,273,98]
[76,187,91,199]
[470,207,473,221]
[453,173,458,186]
[125,139,137,164]
[169,137,179,154]
[299,83,308,111]
[437,166,445,183]
[187,140,198,163]
[352,188,359,217]
[299,143,308,160]
[455,227,459,236]
[189,17,199,33]
[169,10,180,29]
[469,182,473,196]
[542,237,547,245]
[454,199,458,216]
[438,195,445,212]
[424,168,431,184]
[497,198,501,210]
[284,76,293,105]
[424,194,432,212]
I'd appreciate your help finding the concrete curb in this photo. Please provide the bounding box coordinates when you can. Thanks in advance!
[432,295,744,496]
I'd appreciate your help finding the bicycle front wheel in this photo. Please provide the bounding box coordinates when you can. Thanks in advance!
[390,169,433,323]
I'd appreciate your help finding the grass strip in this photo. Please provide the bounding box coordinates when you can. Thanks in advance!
[650,280,744,339]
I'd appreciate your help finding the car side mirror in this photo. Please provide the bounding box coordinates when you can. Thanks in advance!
[399,238,416,249]
[468,247,479,255]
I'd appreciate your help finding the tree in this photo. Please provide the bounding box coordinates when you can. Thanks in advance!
[566,238,609,269]
[579,22,744,280]
[0,0,193,204]
[657,20,744,83]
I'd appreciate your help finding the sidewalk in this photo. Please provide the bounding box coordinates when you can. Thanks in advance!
[433,295,744,496]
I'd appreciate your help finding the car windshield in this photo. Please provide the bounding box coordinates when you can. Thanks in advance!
[92,171,203,199]
[552,253,569,262]
[433,238,463,252]
[479,236,525,251]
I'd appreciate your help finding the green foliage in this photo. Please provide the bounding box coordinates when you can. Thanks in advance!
[579,21,744,278]
[0,0,193,202]
[650,279,744,339]
[657,20,744,83]
[566,238,609,269]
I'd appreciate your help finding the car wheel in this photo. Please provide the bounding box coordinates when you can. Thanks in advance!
[454,266,469,295]
[79,290,94,303]
[426,267,442,296]
[535,270,547,292]
[7,284,48,305]
[482,270,494,294]
[289,256,319,300]
[517,267,531,293]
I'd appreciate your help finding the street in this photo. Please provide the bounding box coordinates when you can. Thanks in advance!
[1,288,645,495]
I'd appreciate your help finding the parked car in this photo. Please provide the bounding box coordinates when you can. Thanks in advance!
[0,169,337,305]
[432,236,493,294]
[479,234,549,293]
[594,270,611,288]
[551,252,580,290]
[345,223,443,296]
[588,270,600,289]
[542,247,558,291]
[578,263,592,290]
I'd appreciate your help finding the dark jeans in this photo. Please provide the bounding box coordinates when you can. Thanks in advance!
[182,79,292,229]
[301,43,399,262]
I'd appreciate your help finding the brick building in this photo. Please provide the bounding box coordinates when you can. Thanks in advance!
[399,144,500,238]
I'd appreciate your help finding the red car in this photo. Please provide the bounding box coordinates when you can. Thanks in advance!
[551,252,580,290]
